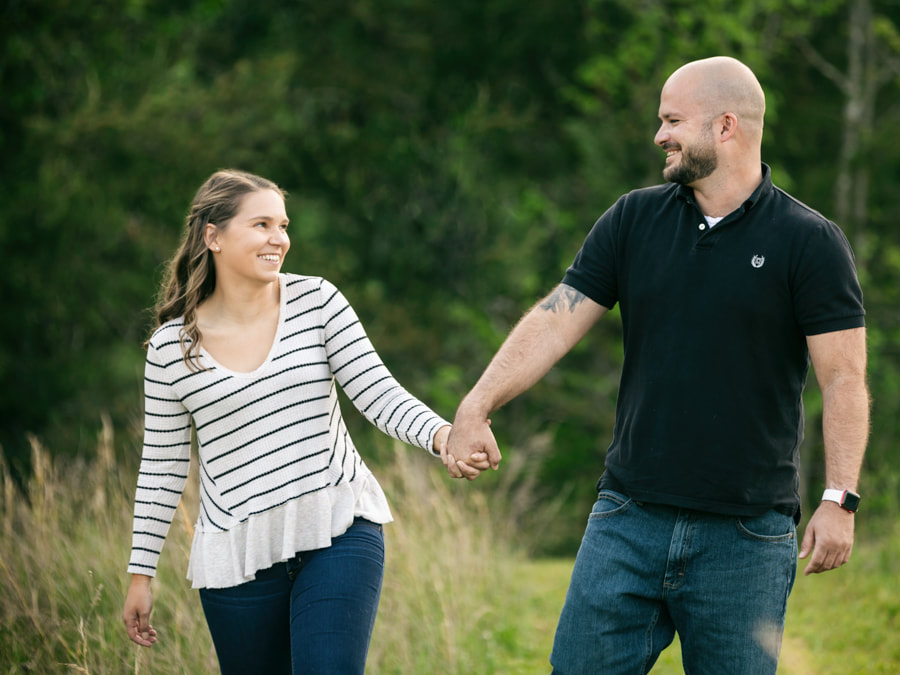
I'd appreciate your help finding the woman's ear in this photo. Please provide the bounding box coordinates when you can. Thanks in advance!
[205,223,221,252]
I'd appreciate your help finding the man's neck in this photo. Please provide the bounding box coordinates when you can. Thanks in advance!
[690,163,763,218]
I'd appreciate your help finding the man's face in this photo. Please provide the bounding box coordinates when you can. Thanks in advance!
[654,78,719,186]
[661,120,717,185]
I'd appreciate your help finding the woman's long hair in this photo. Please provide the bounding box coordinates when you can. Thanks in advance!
[147,169,285,368]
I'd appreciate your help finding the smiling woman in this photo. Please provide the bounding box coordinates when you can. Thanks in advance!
[198,187,291,372]
[120,169,482,675]
[206,189,290,288]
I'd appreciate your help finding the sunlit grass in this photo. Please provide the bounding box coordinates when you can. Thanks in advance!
[1,420,897,673]
[0,419,564,674]
[786,518,900,674]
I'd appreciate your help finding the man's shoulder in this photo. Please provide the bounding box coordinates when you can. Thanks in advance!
[767,185,838,232]
[760,187,856,266]
[597,182,681,225]
[622,182,680,204]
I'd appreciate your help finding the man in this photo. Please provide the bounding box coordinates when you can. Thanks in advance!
[443,56,869,673]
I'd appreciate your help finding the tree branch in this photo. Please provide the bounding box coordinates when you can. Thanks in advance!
[797,36,851,96]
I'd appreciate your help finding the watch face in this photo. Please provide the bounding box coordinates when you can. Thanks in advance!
[841,491,861,512]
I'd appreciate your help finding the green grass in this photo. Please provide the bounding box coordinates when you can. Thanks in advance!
[1,424,898,673]
[784,525,900,674]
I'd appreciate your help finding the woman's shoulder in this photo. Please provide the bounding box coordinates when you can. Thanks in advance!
[281,273,341,299]
[147,317,186,347]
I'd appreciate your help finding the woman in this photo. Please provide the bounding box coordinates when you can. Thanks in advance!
[122,169,485,673]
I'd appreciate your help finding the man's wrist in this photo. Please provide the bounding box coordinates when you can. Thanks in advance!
[455,396,492,423]
[821,488,861,513]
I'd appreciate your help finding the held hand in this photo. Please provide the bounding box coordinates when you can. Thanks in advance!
[123,575,158,647]
[438,424,488,479]
[435,424,486,479]
[799,501,855,576]
[433,424,452,457]
[443,413,501,480]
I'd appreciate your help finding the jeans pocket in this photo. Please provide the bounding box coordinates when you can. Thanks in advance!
[588,489,633,520]
[736,509,796,543]
[352,517,383,533]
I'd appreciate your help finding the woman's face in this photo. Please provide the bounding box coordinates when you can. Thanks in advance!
[208,189,290,286]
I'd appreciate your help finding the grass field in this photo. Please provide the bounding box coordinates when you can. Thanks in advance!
[1,424,898,673]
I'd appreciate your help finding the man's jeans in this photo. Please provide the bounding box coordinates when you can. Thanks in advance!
[551,491,797,675]
[199,518,385,675]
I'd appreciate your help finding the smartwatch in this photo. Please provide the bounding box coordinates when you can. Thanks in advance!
[821,488,861,513]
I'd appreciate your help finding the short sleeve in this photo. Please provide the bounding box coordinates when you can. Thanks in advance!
[561,197,623,309]
[792,221,865,336]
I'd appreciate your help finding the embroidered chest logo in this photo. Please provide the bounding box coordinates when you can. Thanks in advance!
[751,254,766,269]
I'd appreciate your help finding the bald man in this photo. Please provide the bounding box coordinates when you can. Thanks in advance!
[443,57,868,673]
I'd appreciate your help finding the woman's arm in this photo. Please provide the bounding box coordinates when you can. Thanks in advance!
[320,279,452,455]
[127,343,192,576]
[124,340,192,643]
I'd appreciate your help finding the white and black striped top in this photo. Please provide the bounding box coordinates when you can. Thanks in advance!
[128,274,448,587]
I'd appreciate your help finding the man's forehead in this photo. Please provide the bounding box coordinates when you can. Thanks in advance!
[658,83,706,118]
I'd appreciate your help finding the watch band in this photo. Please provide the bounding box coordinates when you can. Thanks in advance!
[821,488,860,513]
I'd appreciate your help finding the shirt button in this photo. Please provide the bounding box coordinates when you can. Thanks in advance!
[698,223,707,231]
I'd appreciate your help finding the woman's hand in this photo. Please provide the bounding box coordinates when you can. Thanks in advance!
[433,424,451,456]
[123,574,158,647]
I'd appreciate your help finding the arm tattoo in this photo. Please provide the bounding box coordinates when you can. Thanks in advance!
[539,285,587,314]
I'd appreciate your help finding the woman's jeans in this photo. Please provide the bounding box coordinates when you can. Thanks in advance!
[550,491,797,675]
[199,518,385,675]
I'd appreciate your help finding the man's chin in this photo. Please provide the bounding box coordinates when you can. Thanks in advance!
[663,167,686,185]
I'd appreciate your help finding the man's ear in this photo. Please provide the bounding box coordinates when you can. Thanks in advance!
[718,112,738,142]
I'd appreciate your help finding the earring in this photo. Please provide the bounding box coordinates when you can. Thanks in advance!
[214,246,220,252]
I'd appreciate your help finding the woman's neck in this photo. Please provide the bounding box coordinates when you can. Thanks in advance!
[200,276,281,327]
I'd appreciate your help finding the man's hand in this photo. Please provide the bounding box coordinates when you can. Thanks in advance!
[799,501,855,575]
[442,409,501,480]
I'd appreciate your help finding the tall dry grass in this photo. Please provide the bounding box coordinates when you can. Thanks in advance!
[0,417,562,674]
[0,416,215,673]
[3,418,899,674]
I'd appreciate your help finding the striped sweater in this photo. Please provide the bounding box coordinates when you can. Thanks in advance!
[128,274,448,587]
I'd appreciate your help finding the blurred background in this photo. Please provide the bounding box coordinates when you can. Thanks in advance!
[2,0,899,555]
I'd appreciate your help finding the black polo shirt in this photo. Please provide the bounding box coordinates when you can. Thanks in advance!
[562,164,865,516]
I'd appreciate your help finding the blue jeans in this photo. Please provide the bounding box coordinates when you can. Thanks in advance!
[550,491,797,675]
[198,518,385,675]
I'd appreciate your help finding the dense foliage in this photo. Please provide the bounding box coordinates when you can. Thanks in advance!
[3,0,898,551]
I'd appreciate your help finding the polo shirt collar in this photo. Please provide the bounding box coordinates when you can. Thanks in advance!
[675,163,774,214]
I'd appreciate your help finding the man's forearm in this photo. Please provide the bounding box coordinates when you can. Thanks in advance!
[821,375,870,490]
[458,284,607,419]
[457,313,564,419]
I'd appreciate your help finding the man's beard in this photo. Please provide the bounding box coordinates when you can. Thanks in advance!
[663,130,717,185]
